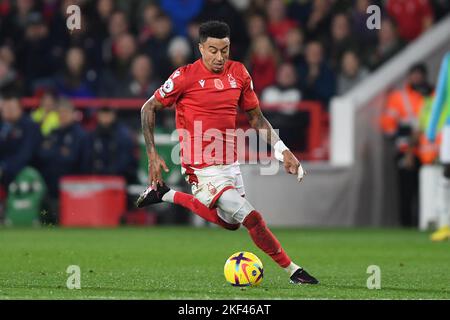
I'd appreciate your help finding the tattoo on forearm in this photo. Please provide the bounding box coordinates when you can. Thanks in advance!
[141,101,157,157]
[247,109,281,147]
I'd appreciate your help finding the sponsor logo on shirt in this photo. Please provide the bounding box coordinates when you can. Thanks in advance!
[199,79,205,88]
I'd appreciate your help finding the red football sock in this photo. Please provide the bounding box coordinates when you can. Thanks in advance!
[173,192,240,230]
[243,210,291,268]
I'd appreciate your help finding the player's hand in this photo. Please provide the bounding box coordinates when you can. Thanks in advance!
[148,153,169,188]
[282,150,306,182]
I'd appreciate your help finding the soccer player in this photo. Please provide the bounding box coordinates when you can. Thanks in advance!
[427,52,450,241]
[138,21,318,284]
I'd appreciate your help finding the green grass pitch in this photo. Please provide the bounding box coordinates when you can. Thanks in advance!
[0,227,449,299]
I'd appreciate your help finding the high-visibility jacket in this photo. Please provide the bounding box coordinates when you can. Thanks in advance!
[31,107,60,136]
[380,84,425,154]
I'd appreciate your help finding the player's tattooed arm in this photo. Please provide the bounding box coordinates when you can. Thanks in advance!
[141,96,169,186]
[245,107,281,147]
[246,107,303,177]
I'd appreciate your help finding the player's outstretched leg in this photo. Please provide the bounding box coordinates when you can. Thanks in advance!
[242,210,319,285]
[136,184,240,230]
[216,188,319,285]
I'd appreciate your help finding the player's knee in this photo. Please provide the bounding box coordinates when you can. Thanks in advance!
[444,164,450,179]
[242,210,264,230]
[216,188,254,223]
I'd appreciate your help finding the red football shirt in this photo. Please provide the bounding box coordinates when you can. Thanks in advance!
[154,59,259,168]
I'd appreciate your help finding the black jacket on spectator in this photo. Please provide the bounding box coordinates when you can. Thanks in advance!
[297,62,336,108]
[37,123,89,197]
[0,114,42,187]
[88,122,137,183]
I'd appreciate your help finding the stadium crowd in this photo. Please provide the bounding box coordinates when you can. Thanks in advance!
[1,0,450,225]
[0,0,447,105]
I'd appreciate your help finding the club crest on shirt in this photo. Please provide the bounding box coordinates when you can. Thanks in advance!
[228,74,237,88]
[214,79,224,90]
[207,182,217,196]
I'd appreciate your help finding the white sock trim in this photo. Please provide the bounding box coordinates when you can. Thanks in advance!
[161,189,176,203]
[284,262,301,277]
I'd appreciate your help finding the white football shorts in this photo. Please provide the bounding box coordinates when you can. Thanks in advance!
[181,162,245,209]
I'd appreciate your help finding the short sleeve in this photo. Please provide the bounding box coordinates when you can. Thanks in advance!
[153,68,185,108]
[238,65,259,111]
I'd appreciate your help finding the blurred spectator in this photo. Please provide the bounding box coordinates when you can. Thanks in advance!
[328,13,358,70]
[0,46,15,67]
[228,0,251,11]
[247,0,266,13]
[367,18,404,70]
[266,0,298,51]
[118,54,160,98]
[0,48,22,94]
[287,0,312,27]
[50,0,102,74]
[91,0,116,41]
[41,0,59,23]
[138,3,161,45]
[380,63,432,227]
[100,34,137,96]
[386,0,434,42]
[0,95,41,188]
[297,41,335,108]
[261,62,301,113]
[284,27,305,66]
[261,61,308,152]
[55,47,96,98]
[247,35,278,95]
[37,99,89,201]
[337,50,369,95]
[15,12,54,94]
[187,19,202,61]
[144,13,174,79]
[246,13,267,42]
[197,0,247,60]
[31,90,60,136]
[88,107,137,183]
[168,36,193,70]
[161,0,204,36]
[305,0,332,42]
[102,10,130,67]
[350,0,378,48]
[2,0,37,45]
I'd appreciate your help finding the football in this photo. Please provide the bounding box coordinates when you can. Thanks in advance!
[224,251,264,287]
